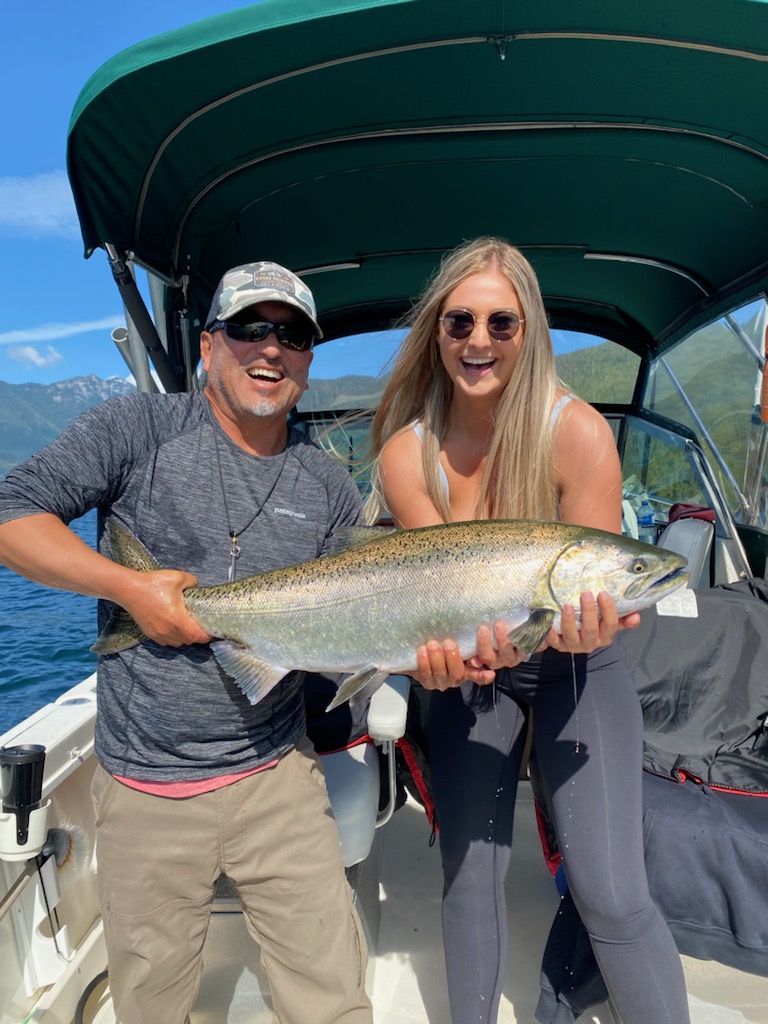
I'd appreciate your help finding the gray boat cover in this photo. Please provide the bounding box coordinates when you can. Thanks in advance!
[536,579,768,1023]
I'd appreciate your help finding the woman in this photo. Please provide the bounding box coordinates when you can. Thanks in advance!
[367,238,690,1024]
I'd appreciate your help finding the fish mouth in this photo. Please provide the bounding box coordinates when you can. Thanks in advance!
[648,565,689,594]
[626,564,689,601]
[657,565,689,586]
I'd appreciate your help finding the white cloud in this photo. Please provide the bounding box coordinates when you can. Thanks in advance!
[0,171,79,238]
[0,316,124,346]
[8,344,64,369]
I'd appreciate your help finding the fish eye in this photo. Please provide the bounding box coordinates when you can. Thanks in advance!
[631,559,646,574]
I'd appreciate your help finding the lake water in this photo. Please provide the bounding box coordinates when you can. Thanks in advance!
[0,510,98,737]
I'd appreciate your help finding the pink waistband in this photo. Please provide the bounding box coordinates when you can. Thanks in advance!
[114,760,278,798]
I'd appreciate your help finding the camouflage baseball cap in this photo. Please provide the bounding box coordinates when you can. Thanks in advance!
[205,261,323,339]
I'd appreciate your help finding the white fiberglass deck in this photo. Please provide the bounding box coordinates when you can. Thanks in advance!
[186,785,768,1024]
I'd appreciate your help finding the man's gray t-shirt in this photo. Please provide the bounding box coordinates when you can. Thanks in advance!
[0,391,364,779]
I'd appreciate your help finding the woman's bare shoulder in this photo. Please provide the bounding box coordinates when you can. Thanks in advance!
[378,422,442,527]
[554,394,620,480]
[556,392,614,438]
[380,422,423,462]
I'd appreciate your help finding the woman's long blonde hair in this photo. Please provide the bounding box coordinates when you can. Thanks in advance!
[367,237,563,523]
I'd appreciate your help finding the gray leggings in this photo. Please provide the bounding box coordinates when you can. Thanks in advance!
[428,645,690,1024]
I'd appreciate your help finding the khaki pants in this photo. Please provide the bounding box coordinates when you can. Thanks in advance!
[91,738,372,1024]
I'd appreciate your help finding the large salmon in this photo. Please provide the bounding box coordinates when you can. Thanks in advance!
[93,519,688,709]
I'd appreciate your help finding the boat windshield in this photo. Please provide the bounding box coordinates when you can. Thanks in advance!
[301,327,641,414]
[642,297,768,529]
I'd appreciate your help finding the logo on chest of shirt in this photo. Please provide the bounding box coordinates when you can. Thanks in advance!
[273,507,307,519]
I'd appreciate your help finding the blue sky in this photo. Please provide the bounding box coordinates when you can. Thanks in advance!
[0,0,409,388]
[0,2,261,387]
[0,1,599,389]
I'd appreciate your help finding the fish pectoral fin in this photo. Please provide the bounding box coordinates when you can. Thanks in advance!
[91,606,147,654]
[325,666,388,712]
[210,640,289,705]
[508,609,556,655]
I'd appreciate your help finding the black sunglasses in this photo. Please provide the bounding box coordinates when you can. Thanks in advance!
[439,308,525,342]
[208,319,316,352]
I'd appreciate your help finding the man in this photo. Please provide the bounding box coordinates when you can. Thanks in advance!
[0,262,372,1024]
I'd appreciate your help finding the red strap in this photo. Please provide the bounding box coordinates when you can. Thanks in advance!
[396,735,437,829]
[668,502,715,523]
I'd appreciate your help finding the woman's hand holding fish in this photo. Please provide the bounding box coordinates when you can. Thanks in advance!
[414,637,492,690]
[543,591,640,654]
[414,638,479,690]
[414,623,527,690]
[469,622,529,672]
[120,569,213,647]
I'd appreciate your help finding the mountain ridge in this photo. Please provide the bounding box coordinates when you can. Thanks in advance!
[0,343,642,478]
[0,375,137,478]
[0,373,385,477]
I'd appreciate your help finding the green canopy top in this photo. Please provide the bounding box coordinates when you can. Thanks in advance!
[67,0,768,370]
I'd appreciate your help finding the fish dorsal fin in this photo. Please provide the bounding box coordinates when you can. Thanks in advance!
[211,639,289,704]
[325,665,388,711]
[507,609,555,655]
[329,525,398,554]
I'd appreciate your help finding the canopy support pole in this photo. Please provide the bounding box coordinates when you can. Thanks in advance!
[105,245,181,393]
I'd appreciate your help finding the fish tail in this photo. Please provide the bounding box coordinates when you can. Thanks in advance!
[107,519,161,574]
[91,520,156,654]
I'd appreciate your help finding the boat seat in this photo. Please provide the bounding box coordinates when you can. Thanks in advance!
[213,674,411,910]
[656,517,714,588]
[320,674,411,868]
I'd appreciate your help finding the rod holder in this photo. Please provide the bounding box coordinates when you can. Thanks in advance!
[0,745,48,858]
